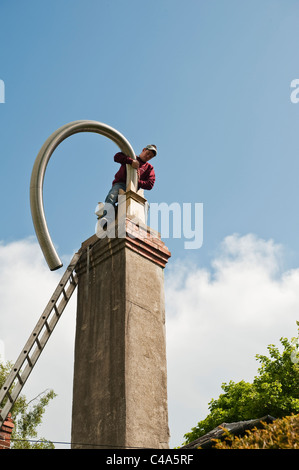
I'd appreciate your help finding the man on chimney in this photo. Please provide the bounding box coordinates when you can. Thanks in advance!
[98,145,157,229]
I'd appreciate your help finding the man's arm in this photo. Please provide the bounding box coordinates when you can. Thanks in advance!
[114,152,134,165]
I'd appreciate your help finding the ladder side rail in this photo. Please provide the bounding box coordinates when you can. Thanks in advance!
[0,261,78,399]
[25,273,78,372]
[0,252,81,426]
[6,273,78,397]
[0,274,79,424]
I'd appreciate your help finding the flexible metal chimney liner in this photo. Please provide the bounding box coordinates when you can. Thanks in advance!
[30,120,137,271]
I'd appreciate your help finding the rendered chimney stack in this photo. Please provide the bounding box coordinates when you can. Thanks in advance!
[71,190,171,449]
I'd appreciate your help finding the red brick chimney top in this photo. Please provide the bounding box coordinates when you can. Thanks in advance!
[0,413,14,449]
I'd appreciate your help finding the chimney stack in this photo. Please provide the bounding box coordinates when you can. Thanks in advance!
[71,190,171,449]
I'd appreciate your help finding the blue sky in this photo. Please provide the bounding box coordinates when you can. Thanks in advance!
[1,0,299,448]
[1,0,299,267]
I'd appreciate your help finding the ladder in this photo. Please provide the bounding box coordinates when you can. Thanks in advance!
[0,250,82,428]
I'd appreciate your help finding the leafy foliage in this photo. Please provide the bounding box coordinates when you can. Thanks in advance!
[183,322,299,445]
[213,413,299,449]
[0,359,57,449]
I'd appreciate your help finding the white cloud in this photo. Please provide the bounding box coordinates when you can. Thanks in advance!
[0,238,76,448]
[165,233,299,446]
[0,234,298,449]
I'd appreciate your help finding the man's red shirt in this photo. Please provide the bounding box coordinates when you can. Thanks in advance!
[112,152,155,190]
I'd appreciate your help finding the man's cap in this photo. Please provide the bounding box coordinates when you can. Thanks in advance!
[145,144,157,156]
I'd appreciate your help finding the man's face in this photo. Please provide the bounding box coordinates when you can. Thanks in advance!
[139,148,155,162]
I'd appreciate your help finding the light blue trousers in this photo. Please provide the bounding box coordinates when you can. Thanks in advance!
[103,182,126,223]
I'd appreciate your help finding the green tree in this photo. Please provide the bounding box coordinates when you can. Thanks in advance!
[0,359,57,449]
[183,322,299,445]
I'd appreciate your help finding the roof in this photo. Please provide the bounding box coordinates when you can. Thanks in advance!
[181,415,276,449]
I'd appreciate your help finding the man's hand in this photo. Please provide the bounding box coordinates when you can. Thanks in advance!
[131,160,140,169]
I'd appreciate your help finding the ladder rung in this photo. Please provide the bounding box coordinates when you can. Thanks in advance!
[34,335,42,350]
[26,355,33,368]
[6,390,13,404]
[16,372,23,385]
